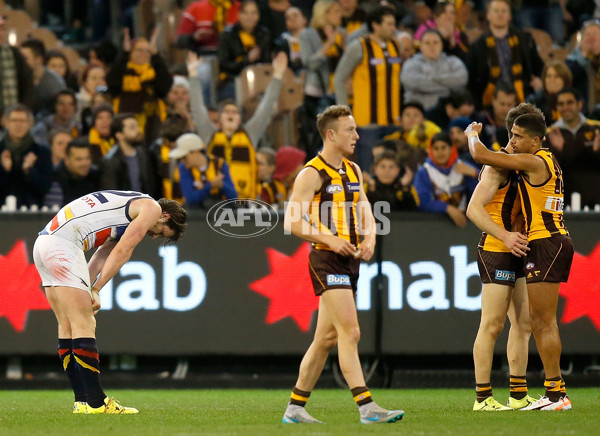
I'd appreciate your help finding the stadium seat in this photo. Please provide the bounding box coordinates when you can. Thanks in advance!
[548,47,570,62]
[236,63,274,119]
[525,27,553,62]
[27,27,58,49]
[60,46,83,74]
[3,9,33,46]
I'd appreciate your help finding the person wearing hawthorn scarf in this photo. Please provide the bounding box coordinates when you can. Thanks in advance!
[106,28,173,145]
[0,14,34,115]
[217,0,271,101]
[466,0,543,111]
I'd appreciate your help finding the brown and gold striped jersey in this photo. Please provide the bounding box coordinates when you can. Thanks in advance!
[518,149,569,241]
[306,154,361,251]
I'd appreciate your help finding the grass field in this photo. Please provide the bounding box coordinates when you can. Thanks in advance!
[0,388,598,435]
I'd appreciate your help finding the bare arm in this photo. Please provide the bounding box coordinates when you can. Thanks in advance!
[353,163,376,261]
[466,167,529,257]
[87,241,117,284]
[284,167,358,257]
[92,199,162,292]
[466,123,547,174]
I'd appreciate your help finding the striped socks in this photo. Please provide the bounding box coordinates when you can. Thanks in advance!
[58,338,86,402]
[72,337,106,408]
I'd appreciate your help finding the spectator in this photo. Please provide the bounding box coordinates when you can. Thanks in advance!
[425,88,475,130]
[20,39,66,116]
[44,139,101,208]
[80,87,112,136]
[76,64,107,123]
[335,6,402,169]
[256,146,276,184]
[401,30,468,111]
[0,104,53,207]
[447,116,479,168]
[0,14,33,115]
[519,0,567,45]
[259,145,305,207]
[365,150,418,210]
[566,20,600,116]
[217,0,271,101]
[397,31,416,62]
[414,1,469,62]
[526,60,573,124]
[340,0,366,37]
[476,83,517,151]
[176,0,241,55]
[413,131,478,227]
[45,50,79,92]
[169,133,237,208]
[48,128,72,169]
[297,0,344,157]
[149,113,187,201]
[100,113,162,199]
[545,88,600,208]
[166,76,195,132]
[385,101,442,167]
[107,29,173,144]
[31,90,80,146]
[188,51,286,199]
[88,39,118,70]
[273,7,307,73]
[467,0,543,109]
[84,103,114,166]
[259,0,292,46]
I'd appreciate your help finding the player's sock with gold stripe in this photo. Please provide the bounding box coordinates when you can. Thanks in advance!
[476,383,493,402]
[544,376,562,402]
[509,375,528,400]
[72,337,106,408]
[58,338,86,402]
[289,387,311,407]
[560,378,567,396]
[351,386,374,407]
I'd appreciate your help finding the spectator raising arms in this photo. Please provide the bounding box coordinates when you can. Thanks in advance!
[107,28,173,144]
[188,51,286,199]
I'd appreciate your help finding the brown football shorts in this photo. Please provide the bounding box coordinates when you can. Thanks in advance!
[308,248,360,296]
[477,248,525,285]
[523,234,573,283]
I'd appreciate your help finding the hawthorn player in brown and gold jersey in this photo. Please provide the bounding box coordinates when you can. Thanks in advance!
[282,105,404,424]
[467,103,545,411]
[467,113,574,411]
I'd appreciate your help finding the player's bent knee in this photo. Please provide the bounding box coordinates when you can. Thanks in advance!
[480,319,505,339]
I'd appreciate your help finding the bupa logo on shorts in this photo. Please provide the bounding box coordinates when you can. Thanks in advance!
[526,262,535,270]
[346,182,360,193]
[495,269,516,282]
[206,199,278,238]
[326,274,351,286]
[326,184,344,194]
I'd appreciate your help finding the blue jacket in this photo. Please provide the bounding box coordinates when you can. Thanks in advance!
[178,157,237,207]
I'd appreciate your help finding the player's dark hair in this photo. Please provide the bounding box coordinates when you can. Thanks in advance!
[158,198,188,243]
[367,6,396,33]
[513,114,546,141]
[316,104,353,140]
[505,103,545,132]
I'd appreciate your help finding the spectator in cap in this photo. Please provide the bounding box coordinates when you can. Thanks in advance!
[259,145,305,208]
[169,133,237,208]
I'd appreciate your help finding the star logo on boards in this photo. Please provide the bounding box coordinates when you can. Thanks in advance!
[559,242,600,331]
[0,240,51,332]
[249,243,319,332]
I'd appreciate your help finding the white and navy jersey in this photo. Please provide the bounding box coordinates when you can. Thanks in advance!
[39,190,153,251]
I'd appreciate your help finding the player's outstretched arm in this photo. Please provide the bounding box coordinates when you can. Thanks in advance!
[92,199,162,292]
[465,123,545,173]
[466,167,529,257]
[88,241,117,284]
[284,167,358,257]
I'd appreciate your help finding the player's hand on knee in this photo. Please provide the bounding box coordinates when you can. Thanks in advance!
[91,288,101,313]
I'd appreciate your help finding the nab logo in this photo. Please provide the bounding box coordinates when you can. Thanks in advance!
[326,184,344,194]
[495,269,515,282]
[207,199,278,238]
[327,274,351,286]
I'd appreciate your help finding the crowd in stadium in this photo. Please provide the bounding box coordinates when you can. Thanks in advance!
[1,0,599,225]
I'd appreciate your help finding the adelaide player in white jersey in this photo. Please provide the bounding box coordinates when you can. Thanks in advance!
[33,191,187,414]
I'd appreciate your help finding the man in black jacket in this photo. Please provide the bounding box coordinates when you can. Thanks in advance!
[467,0,543,110]
[0,104,52,207]
[45,139,101,207]
[100,113,161,199]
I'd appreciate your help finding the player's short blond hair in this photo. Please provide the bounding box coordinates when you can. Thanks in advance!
[316,105,353,140]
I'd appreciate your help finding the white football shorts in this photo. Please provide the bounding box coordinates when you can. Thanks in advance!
[33,234,92,296]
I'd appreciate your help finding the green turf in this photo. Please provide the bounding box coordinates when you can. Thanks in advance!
[0,388,598,435]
